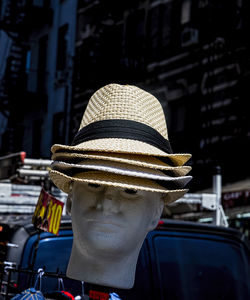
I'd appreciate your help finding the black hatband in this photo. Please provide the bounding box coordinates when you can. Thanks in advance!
[71,119,173,154]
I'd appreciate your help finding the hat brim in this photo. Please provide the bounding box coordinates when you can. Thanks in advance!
[49,170,188,204]
[51,151,191,176]
[51,160,192,189]
[51,138,191,166]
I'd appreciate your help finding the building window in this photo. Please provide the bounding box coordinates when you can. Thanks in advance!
[32,119,42,157]
[125,10,145,57]
[25,49,31,74]
[181,0,191,25]
[52,112,65,145]
[37,35,48,93]
[56,24,69,71]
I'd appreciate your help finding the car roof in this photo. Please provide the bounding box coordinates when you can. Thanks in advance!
[156,218,250,250]
[2,215,249,251]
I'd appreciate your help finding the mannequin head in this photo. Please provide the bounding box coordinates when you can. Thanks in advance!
[49,84,191,288]
[66,181,164,288]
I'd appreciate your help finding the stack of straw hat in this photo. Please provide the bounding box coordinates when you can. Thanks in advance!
[49,83,192,204]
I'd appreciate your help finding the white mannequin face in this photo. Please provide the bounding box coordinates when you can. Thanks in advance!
[71,181,164,258]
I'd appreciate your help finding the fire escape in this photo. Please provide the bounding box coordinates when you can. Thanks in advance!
[0,0,53,153]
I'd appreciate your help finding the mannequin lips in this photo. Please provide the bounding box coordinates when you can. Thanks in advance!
[84,218,123,230]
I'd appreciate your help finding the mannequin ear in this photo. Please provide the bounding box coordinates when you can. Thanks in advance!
[66,181,74,216]
[66,194,72,216]
[147,197,164,231]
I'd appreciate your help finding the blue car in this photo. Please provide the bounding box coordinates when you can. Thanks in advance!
[2,217,250,300]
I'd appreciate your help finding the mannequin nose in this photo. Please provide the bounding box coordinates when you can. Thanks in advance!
[95,187,120,213]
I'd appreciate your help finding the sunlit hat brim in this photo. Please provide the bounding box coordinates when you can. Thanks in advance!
[51,151,191,176]
[49,169,188,204]
[51,160,192,189]
[51,139,191,166]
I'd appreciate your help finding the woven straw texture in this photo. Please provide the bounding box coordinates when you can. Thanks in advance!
[49,169,188,204]
[51,84,191,164]
[49,83,192,204]
[51,140,191,165]
[51,151,191,176]
[51,160,192,187]
[80,84,168,138]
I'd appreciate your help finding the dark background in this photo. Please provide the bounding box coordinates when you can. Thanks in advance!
[0,0,250,192]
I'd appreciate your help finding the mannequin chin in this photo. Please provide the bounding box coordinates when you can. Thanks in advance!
[66,181,164,289]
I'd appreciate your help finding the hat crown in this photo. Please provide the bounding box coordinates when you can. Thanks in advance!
[79,84,169,139]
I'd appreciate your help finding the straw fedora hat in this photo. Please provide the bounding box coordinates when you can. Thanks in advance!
[51,159,192,189]
[51,84,191,165]
[49,83,192,203]
[50,169,189,204]
[51,151,192,176]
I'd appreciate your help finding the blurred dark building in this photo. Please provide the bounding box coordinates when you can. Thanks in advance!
[0,0,77,158]
[0,0,249,197]
[71,0,250,193]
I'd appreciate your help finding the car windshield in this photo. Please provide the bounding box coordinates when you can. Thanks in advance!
[153,233,250,300]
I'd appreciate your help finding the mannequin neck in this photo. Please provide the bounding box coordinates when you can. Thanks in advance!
[66,241,141,289]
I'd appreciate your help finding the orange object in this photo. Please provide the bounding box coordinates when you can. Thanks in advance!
[20,151,26,163]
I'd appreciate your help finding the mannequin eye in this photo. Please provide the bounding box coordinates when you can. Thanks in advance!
[87,183,104,191]
[124,189,137,195]
[88,183,101,188]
